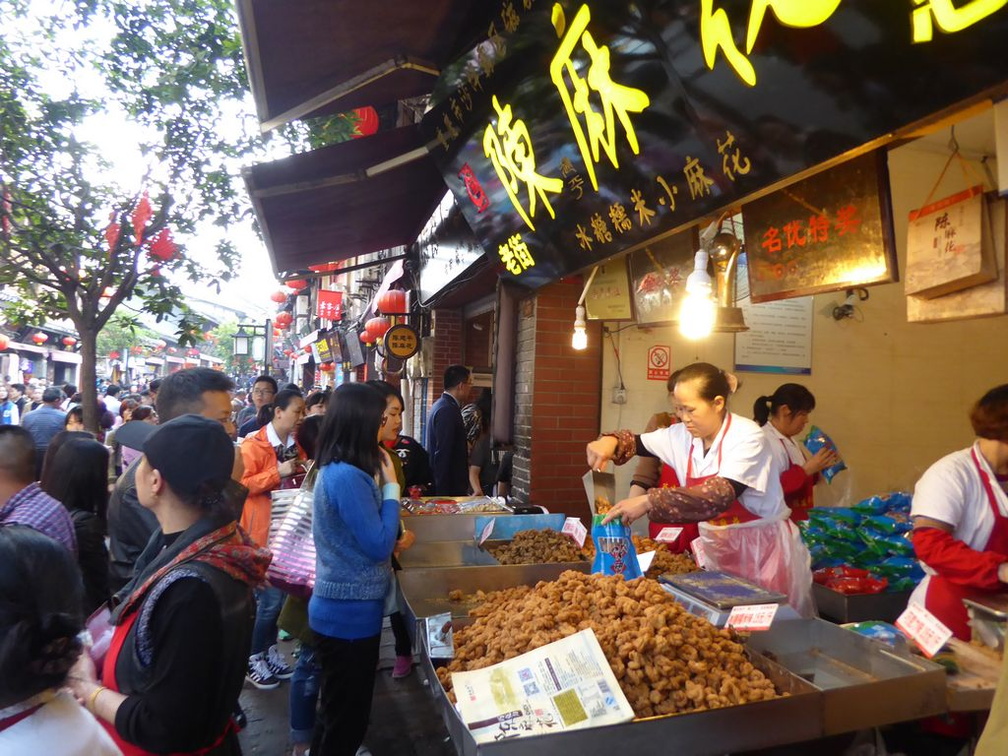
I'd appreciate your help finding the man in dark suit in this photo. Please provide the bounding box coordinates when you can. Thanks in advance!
[425,365,472,495]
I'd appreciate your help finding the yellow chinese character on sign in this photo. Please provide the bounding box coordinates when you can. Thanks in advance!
[488,21,507,56]
[442,113,460,140]
[575,224,593,251]
[501,2,520,33]
[912,0,1007,42]
[609,203,632,233]
[630,188,655,226]
[590,213,612,243]
[466,66,482,93]
[699,0,842,87]
[550,3,651,191]
[483,95,563,231]
[450,98,463,123]
[682,157,714,200]
[560,157,576,177]
[477,45,495,77]
[568,175,584,199]
[655,175,678,210]
[716,130,751,181]
[498,234,535,275]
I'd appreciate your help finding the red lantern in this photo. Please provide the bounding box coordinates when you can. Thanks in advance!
[273,328,282,338]
[109,350,121,360]
[167,347,177,354]
[359,331,371,344]
[275,311,293,329]
[270,290,288,304]
[287,279,308,291]
[155,340,167,350]
[0,334,9,351]
[320,361,335,372]
[31,332,48,345]
[376,289,407,315]
[62,336,77,347]
[131,345,143,355]
[147,228,177,261]
[187,348,200,357]
[283,348,294,357]
[365,316,391,341]
[353,106,380,138]
[308,261,341,273]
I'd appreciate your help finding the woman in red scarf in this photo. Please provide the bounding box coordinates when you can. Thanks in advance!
[69,415,270,755]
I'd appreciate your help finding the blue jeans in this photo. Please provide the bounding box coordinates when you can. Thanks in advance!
[289,643,321,744]
[251,586,284,656]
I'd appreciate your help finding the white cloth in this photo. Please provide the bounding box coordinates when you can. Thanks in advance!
[640,412,787,519]
[762,422,806,469]
[908,442,1008,609]
[103,396,121,416]
[265,421,295,450]
[0,689,121,755]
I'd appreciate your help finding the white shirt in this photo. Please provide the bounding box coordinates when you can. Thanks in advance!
[762,422,806,471]
[104,396,121,415]
[0,690,121,755]
[909,442,1008,607]
[640,412,786,519]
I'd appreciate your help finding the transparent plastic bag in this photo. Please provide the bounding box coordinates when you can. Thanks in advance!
[698,510,816,617]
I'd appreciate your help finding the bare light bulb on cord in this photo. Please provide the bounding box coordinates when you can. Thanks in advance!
[571,305,588,350]
[679,249,715,340]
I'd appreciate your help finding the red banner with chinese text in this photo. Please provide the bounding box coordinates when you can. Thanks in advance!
[317,290,343,321]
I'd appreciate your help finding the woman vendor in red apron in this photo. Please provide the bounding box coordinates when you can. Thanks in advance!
[753,383,840,522]
[68,416,270,756]
[910,384,1008,640]
[587,362,815,617]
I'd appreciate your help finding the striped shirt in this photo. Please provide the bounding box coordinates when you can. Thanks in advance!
[0,483,77,554]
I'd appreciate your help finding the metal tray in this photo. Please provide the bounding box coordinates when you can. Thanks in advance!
[746,618,947,734]
[396,541,500,569]
[419,620,823,756]
[404,512,515,543]
[813,583,912,624]
[398,563,591,644]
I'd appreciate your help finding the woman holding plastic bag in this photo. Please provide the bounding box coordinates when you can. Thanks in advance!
[586,362,815,617]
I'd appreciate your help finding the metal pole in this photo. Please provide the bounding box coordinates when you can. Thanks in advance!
[264,319,273,376]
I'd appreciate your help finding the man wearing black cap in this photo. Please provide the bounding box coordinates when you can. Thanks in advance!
[107,367,239,592]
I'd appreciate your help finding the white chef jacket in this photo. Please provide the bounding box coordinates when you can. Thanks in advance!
[640,412,787,519]
[909,442,1008,608]
[762,422,806,471]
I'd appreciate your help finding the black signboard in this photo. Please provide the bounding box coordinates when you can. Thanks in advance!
[421,0,1008,289]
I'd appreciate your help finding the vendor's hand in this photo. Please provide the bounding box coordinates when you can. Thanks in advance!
[379,448,397,486]
[601,494,651,526]
[804,447,840,476]
[586,436,618,471]
[999,563,1008,584]
[278,459,299,478]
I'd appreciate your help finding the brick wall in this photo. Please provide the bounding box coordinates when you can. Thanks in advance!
[512,279,602,522]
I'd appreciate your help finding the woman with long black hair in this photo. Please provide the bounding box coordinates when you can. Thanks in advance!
[310,383,400,756]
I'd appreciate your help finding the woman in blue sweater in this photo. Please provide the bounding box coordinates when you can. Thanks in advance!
[309,383,400,756]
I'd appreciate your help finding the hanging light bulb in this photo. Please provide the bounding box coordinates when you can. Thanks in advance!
[571,305,588,350]
[679,249,716,340]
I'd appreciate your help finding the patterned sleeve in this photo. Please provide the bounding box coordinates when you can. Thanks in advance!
[646,476,738,523]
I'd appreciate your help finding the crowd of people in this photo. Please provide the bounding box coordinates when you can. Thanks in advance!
[0,366,501,756]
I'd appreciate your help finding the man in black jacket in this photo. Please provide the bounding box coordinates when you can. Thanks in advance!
[424,365,472,496]
[107,368,239,592]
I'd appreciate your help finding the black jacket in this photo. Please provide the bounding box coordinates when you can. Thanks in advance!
[107,461,159,593]
[424,393,469,496]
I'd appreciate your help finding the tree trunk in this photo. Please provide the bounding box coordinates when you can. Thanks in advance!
[77,326,99,433]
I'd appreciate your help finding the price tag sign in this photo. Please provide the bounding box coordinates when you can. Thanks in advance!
[637,550,656,573]
[654,527,683,544]
[725,603,779,631]
[690,536,708,569]
[426,612,454,658]
[562,517,588,547]
[895,603,953,658]
[478,518,496,546]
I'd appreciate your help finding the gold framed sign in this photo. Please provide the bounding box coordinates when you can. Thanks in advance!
[627,227,701,325]
[584,258,633,321]
[742,150,897,303]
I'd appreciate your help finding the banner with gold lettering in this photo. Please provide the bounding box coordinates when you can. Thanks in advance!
[421,0,1008,289]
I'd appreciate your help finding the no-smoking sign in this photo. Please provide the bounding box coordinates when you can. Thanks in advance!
[647,345,671,381]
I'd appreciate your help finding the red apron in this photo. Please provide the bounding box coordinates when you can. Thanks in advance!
[924,448,1008,640]
[778,438,815,522]
[647,464,700,552]
[101,611,237,756]
[686,416,759,527]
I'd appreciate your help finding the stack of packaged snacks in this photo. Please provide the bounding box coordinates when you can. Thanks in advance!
[801,492,924,594]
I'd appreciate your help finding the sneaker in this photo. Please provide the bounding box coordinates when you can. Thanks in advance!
[246,654,280,690]
[265,644,294,680]
[392,654,413,679]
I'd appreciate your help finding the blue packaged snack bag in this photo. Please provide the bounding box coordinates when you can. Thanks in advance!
[591,515,643,579]
[803,425,847,483]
